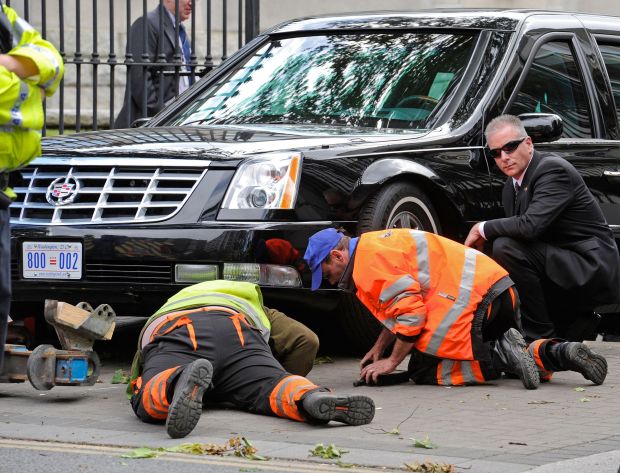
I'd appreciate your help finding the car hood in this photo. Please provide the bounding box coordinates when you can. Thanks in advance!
[41,125,435,161]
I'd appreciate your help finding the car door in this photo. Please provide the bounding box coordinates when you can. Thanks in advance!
[503,33,620,241]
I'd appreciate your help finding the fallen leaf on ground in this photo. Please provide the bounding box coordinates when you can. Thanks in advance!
[314,356,334,365]
[120,447,162,459]
[309,443,348,459]
[574,387,586,392]
[579,397,591,403]
[410,435,438,449]
[527,400,554,404]
[404,460,454,472]
[110,369,130,384]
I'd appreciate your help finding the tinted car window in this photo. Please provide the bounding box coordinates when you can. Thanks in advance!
[598,43,620,128]
[170,33,476,130]
[509,41,592,138]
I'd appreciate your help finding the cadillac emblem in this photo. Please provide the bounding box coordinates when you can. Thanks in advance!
[46,175,81,206]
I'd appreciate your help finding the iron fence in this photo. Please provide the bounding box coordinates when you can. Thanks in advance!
[7,0,260,134]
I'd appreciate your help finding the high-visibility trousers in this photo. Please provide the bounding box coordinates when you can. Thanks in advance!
[408,287,521,386]
[130,309,322,423]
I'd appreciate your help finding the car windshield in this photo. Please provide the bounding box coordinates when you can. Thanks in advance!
[170,32,477,130]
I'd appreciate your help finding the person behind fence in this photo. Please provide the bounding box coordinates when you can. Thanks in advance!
[305,228,608,389]
[128,280,375,439]
[464,114,620,343]
[115,0,195,128]
[0,1,63,369]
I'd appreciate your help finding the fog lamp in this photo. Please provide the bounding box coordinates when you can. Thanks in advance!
[174,264,218,283]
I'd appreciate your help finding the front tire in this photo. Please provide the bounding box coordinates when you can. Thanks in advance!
[338,182,441,354]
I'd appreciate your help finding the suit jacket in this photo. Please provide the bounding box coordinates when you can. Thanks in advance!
[115,5,184,128]
[484,150,620,304]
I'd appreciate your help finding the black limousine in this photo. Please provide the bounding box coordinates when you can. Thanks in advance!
[10,10,620,349]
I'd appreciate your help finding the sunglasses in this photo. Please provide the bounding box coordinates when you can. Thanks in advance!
[486,137,527,159]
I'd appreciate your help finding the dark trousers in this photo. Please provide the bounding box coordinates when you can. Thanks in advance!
[408,288,520,385]
[131,310,320,423]
[492,237,597,342]
[0,207,11,370]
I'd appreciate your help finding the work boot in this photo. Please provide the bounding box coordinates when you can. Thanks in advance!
[301,391,375,426]
[551,342,607,385]
[165,359,213,439]
[493,328,540,390]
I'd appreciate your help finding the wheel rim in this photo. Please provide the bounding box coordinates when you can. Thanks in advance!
[388,210,424,229]
[385,196,439,233]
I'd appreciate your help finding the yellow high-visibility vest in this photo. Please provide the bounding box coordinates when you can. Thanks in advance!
[0,3,63,190]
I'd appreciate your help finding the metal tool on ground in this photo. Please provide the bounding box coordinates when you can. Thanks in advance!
[353,370,411,387]
[0,300,116,390]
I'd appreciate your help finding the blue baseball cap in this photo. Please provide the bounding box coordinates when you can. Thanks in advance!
[304,228,344,291]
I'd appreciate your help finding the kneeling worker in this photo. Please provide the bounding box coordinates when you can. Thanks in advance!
[128,280,374,438]
[305,228,607,389]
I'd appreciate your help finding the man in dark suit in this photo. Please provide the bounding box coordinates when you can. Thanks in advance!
[115,0,193,128]
[465,114,620,342]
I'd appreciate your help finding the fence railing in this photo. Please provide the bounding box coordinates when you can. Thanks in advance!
[7,0,260,134]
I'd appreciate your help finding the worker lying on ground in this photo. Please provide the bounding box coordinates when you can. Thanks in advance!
[128,280,374,438]
[305,228,607,389]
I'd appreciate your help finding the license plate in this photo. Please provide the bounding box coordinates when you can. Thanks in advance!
[22,241,83,279]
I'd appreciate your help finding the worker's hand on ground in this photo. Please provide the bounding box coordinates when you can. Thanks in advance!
[360,346,382,369]
[464,222,485,250]
[359,358,398,385]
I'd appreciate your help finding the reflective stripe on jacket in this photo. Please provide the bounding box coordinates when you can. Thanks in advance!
[0,4,63,171]
[352,229,512,360]
[148,280,271,341]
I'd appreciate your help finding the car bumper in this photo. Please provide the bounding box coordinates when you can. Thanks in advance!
[10,221,340,317]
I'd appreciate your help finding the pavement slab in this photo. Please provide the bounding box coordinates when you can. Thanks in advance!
[0,341,619,472]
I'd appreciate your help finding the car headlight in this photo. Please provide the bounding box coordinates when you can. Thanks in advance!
[221,153,302,209]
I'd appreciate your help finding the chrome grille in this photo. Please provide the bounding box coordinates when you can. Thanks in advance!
[86,262,172,283]
[11,260,173,283]
[10,158,208,225]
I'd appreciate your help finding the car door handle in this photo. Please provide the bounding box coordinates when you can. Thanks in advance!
[603,170,620,177]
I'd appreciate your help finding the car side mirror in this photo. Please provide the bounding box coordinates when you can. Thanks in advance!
[518,113,563,143]
[130,118,151,128]
[468,149,486,170]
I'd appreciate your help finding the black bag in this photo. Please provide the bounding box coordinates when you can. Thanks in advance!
[0,2,12,54]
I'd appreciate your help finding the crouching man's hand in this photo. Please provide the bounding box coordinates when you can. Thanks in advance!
[360,358,399,385]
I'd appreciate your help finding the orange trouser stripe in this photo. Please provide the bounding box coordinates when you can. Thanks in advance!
[438,359,485,385]
[147,306,239,345]
[269,375,319,422]
[528,339,553,381]
[451,362,464,385]
[508,286,516,310]
[229,313,252,347]
[528,339,545,371]
[158,316,198,351]
[141,366,179,420]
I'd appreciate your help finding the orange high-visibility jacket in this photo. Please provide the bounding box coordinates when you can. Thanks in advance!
[352,229,513,360]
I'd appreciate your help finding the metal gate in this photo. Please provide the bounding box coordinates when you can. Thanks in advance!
[6,0,260,134]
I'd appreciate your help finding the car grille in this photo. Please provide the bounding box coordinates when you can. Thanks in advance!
[11,260,173,283]
[10,158,207,225]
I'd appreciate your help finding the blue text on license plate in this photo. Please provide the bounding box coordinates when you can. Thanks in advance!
[22,242,83,279]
